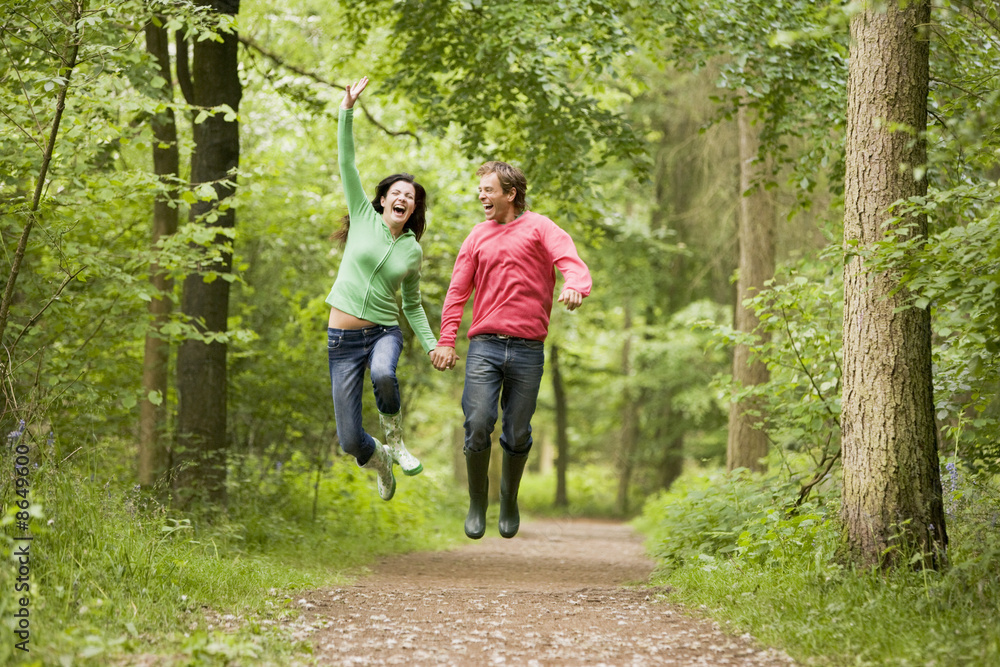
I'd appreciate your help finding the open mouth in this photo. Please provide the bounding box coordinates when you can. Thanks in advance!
[392,204,406,216]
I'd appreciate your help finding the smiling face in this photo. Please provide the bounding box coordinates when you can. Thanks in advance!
[478,172,517,223]
[380,180,416,233]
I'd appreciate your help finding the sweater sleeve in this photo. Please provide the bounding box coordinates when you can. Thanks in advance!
[400,261,438,354]
[338,108,376,230]
[437,234,478,347]
[543,221,592,297]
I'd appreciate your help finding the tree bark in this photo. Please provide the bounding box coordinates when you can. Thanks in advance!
[616,305,639,515]
[841,0,947,570]
[657,398,684,489]
[726,96,775,472]
[139,18,180,489]
[173,1,241,507]
[551,343,569,508]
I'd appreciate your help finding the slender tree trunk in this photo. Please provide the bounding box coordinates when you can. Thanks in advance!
[616,305,639,515]
[726,96,775,472]
[452,424,466,484]
[0,5,81,348]
[173,0,241,507]
[551,343,569,508]
[841,0,947,570]
[138,18,179,489]
[0,3,82,430]
[657,398,684,489]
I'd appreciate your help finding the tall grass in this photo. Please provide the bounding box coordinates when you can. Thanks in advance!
[0,441,464,665]
[636,466,1000,666]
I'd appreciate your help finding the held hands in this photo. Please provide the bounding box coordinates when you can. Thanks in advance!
[430,345,459,372]
[341,76,369,110]
[558,287,583,311]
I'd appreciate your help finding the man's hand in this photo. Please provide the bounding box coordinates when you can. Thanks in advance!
[558,287,583,311]
[430,345,459,371]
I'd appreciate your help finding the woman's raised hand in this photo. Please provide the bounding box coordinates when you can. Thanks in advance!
[341,76,369,110]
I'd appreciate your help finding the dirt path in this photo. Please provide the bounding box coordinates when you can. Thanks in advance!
[291,518,797,666]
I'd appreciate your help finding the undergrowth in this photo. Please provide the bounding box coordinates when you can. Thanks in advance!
[518,463,626,518]
[0,441,464,665]
[635,466,1000,666]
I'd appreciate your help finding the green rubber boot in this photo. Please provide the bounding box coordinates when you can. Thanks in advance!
[379,410,423,476]
[359,440,396,501]
[499,452,528,538]
[464,448,491,540]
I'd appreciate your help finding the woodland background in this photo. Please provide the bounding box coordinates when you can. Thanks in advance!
[2,0,1000,664]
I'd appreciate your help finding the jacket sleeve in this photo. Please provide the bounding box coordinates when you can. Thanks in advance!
[437,234,478,347]
[338,108,378,234]
[400,253,438,354]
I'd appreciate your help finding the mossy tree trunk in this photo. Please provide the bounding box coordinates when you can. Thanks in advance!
[840,0,947,569]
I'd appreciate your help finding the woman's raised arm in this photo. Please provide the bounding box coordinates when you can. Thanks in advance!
[341,76,368,110]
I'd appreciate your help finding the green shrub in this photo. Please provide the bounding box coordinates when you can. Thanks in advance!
[638,466,1000,666]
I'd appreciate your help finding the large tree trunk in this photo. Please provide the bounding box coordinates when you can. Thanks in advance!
[841,0,947,570]
[551,343,569,508]
[138,18,179,489]
[726,96,775,472]
[173,1,241,507]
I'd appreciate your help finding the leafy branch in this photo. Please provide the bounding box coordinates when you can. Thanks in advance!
[0,0,83,349]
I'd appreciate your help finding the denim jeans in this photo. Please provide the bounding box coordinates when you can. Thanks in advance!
[328,325,403,464]
[462,334,545,456]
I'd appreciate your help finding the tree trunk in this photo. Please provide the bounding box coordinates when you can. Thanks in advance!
[173,1,241,507]
[616,305,639,515]
[138,18,179,489]
[726,96,775,472]
[841,0,947,570]
[551,343,569,508]
[657,398,684,490]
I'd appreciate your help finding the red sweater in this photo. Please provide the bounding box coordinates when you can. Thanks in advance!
[438,211,592,346]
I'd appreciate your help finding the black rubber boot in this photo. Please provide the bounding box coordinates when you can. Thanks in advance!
[464,448,491,539]
[499,452,529,538]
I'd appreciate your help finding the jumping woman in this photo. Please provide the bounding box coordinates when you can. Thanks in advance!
[326,76,437,500]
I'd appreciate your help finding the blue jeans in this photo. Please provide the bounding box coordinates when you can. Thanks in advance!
[328,325,403,464]
[462,334,545,456]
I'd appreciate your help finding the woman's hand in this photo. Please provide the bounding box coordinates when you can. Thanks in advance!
[430,345,459,372]
[341,76,369,110]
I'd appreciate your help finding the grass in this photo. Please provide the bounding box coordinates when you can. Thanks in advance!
[635,466,1000,666]
[518,463,636,518]
[0,444,465,665]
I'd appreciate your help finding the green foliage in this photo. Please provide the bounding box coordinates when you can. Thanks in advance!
[638,466,1000,666]
[704,259,843,495]
[519,464,626,518]
[0,441,463,664]
[381,0,648,198]
[645,0,850,203]
[634,468,810,572]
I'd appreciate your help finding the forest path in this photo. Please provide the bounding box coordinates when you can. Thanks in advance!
[293,518,799,666]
